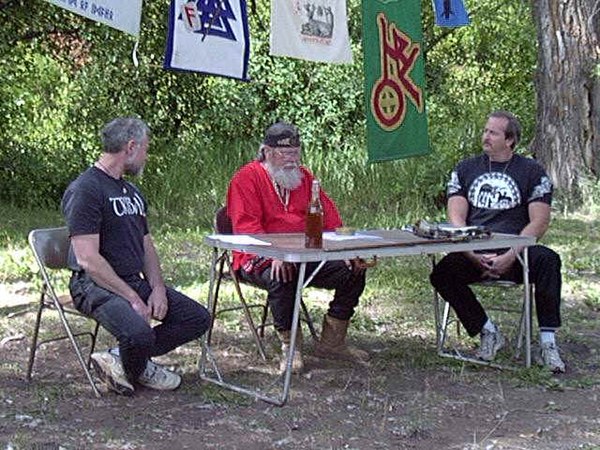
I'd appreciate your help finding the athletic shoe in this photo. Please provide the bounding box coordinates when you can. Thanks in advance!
[540,342,566,373]
[108,347,181,390]
[137,360,181,391]
[476,328,506,361]
[90,351,134,396]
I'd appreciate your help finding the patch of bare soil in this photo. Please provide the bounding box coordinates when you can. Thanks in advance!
[1,303,599,450]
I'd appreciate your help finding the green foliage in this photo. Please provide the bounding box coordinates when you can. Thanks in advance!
[0,204,62,284]
[0,0,538,227]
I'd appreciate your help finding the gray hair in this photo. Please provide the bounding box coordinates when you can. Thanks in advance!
[101,117,150,154]
[256,143,267,162]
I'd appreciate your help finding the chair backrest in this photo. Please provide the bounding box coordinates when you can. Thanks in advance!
[215,206,233,235]
[28,227,70,271]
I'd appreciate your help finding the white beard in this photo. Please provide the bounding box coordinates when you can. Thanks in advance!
[265,162,303,190]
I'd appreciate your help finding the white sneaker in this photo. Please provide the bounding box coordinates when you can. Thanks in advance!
[476,328,505,361]
[540,342,566,373]
[90,352,134,396]
[138,360,182,391]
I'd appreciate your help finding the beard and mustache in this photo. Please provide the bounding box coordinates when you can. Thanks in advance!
[265,161,303,190]
[125,147,146,177]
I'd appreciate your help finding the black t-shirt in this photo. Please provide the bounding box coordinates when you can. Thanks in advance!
[447,154,553,235]
[61,166,149,277]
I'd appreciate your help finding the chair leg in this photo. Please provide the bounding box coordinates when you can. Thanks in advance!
[257,297,317,341]
[226,257,268,360]
[87,320,101,368]
[439,301,452,353]
[432,281,452,353]
[26,288,47,381]
[300,300,318,341]
[515,284,534,362]
[206,253,226,348]
[51,293,101,398]
[258,298,269,339]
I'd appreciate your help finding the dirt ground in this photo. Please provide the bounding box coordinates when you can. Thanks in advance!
[1,288,599,450]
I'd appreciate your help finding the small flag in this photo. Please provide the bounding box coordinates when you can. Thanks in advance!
[164,0,250,80]
[270,0,353,64]
[432,0,470,27]
[44,0,143,36]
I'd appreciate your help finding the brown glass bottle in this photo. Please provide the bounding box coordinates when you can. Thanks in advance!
[305,179,323,248]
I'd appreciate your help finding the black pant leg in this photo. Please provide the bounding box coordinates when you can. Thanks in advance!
[238,266,298,332]
[430,252,488,337]
[499,245,562,329]
[307,260,366,321]
[238,261,365,330]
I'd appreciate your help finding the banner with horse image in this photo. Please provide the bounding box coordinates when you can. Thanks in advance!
[362,0,430,162]
[270,0,353,64]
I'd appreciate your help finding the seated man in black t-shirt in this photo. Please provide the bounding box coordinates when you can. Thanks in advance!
[430,110,565,373]
[62,117,211,395]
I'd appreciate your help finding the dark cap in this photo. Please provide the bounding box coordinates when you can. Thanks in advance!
[263,121,301,147]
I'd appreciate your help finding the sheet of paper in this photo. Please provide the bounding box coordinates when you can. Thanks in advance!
[208,235,272,246]
[323,232,384,241]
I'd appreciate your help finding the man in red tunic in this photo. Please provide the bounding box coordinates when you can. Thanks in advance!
[227,121,368,373]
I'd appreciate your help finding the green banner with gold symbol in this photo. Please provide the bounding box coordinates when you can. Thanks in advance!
[362,0,430,162]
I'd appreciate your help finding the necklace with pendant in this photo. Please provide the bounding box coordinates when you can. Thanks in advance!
[96,161,127,194]
[488,155,513,175]
[270,178,290,212]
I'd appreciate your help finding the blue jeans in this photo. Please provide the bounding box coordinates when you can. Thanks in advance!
[69,272,211,383]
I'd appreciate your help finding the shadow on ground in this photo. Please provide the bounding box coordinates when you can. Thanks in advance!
[1,301,599,450]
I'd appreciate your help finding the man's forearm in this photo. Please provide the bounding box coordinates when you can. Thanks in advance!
[520,221,547,240]
[143,236,165,291]
[82,254,141,304]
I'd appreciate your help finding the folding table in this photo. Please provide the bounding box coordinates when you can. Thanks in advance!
[199,230,535,405]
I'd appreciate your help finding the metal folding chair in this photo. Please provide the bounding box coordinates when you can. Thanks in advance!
[208,207,318,360]
[432,255,534,369]
[27,227,101,397]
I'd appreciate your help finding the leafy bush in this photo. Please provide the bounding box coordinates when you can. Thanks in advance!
[0,0,538,227]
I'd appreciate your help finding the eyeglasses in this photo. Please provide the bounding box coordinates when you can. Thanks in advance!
[270,147,301,158]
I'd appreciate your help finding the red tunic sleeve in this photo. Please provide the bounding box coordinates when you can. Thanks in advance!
[226,161,342,271]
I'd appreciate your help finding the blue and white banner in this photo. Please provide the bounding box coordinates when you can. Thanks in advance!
[164,0,250,81]
[432,0,470,27]
[45,0,143,36]
[270,0,353,64]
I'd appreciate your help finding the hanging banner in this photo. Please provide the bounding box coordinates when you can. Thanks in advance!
[362,0,430,162]
[164,0,250,81]
[45,0,143,36]
[270,0,352,64]
[432,0,470,27]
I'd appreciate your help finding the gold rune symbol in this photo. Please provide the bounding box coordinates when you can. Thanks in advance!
[371,13,423,131]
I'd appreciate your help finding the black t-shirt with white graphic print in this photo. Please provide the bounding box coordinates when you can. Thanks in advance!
[447,154,552,235]
[62,166,149,277]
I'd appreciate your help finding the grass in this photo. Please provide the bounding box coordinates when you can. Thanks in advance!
[2,197,600,397]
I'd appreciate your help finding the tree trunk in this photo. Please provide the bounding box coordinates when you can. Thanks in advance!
[530,0,600,201]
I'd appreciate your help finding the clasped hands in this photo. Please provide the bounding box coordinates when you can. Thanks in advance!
[131,285,168,323]
[470,251,516,279]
